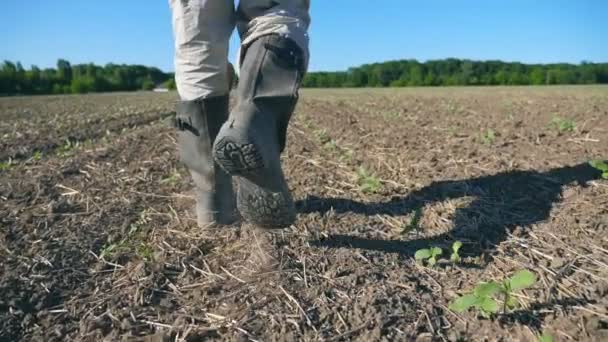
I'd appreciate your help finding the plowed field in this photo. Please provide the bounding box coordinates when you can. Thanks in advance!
[1,87,607,341]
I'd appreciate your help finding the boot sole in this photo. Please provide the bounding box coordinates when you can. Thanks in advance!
[213,138,264,174]
[213,136,295,228]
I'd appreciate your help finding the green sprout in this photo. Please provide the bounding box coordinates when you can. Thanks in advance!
[402,208,422,234]
[338,149,354,163]
[100,210,154,261]
[314,128,330,143]
[589,160,608,179]
[136,243,155,261]
[550,117,575,133]
[323,140,338,151]
[0,161,12,171]
[57,139,79,157]
[539,333,554,342]
[383,111,401,120]
[449,269,537,317]
[481,129,496,145]
[415,246,443,267]
[32,151,43,161]
[450,241,463,263]
[161,171,182,185]
[356,167,382,193]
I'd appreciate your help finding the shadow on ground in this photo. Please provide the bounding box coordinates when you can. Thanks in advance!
[299,162,601,257]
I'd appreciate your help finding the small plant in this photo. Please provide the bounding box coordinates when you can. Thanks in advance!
[137,243,155,261]
[314,128,330,144]
[100,210,154,260]
[589,159,608,179]
[356,167,382,193]
[57,139,79,156]
[415,246,443,267]
[450,241,463,263]
[161,171,182,185]
[32,151,43,161]
[0,161,12,171]
[402,208,422,234]
[383,111,401,120]
[338,149,354,163]
[447,126,458,137]
[550,117,575,133]
[449,269,537,317]
[539,332,554,342]
[323,140,338,151]
[481,129,496,145]
[100,241,125,259]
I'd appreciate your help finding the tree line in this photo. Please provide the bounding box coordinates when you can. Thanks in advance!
[302,59,608,88]
[2,58,608,96]
[0,59,176,95]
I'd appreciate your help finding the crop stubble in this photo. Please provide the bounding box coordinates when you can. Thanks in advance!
[1,87,607,341]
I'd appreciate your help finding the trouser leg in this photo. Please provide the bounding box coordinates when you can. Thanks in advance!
[170,0,235,100]
[236,0,311,69]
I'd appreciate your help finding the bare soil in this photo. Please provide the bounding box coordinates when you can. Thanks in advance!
[1,87,607,341]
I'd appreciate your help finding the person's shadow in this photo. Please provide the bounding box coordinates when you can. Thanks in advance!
[298,162,602,258]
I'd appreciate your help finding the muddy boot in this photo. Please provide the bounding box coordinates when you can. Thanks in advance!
[174,97,238,227]
[212,35,305,229]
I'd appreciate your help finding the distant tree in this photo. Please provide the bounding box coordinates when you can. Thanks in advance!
[1,58,607,95]
[141,76,155,90]
[164,77,177,90]
[57,59,72,85]
[530,68,545,85]
[301,60,608,88]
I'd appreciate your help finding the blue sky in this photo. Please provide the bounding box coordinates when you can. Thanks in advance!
[2,1,607,72]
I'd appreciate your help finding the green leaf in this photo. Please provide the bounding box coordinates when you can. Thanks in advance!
[539,333,554,342]
[506,296,519,309]
[452,241,463,253]
[602,171,608,180]
[430,247,443,258]
[450,253,461,263]
[509,270,536,291]
[449,294,478,313]
[479,297,500,314]
[427,257,437,267]
[415,249,431,261]
[589,159,608,172]
[474,282,502,298]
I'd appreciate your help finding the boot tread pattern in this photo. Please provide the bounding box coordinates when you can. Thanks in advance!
[237,180,295,228]
[214,138,264,174]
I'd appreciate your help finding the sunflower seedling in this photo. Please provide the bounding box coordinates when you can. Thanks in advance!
[550,117,575,133]
[589,160,608,179]
[415,246,442,267]
[450,241,463,263]
[356,167,382,193]
[449,269,536,317]
[481,129,496,145]
[539,332,554,342]
[0,161,12,171]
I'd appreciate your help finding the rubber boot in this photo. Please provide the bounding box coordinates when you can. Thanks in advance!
[212,35,305,229]
[174,96,238,227]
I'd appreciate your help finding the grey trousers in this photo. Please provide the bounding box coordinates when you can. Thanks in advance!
[170,0,310,101]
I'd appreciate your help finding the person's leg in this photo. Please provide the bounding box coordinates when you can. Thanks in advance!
[170,0,237,226]
[212,0,310,228]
